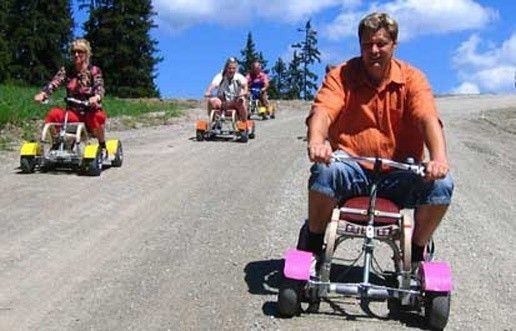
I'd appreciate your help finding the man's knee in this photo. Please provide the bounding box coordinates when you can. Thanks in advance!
[425,173,454,205]
[308,162,342,199]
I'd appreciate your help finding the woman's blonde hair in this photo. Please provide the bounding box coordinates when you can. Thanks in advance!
[70,38,92,61]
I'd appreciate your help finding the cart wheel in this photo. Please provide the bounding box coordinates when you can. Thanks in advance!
[82,149,102,176]
[278,277,303,317]
[387,296,407,318]
[39,158,52,173]
[240,131,248,143]
[425,292,451,330]
[271,113,276,119]
[111,141,123,167]
[196,130,204,141]
[20,156,37,173]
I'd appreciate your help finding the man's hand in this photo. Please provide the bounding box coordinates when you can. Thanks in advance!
[425,159,449,181]
[307,141,332,163]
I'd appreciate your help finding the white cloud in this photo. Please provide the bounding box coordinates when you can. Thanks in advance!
[323,0,498,41]
[451,82,480,95]
[153,0,344,32]
[452,33,516,93]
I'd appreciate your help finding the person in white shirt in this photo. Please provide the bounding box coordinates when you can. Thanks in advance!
[204,57,248,121]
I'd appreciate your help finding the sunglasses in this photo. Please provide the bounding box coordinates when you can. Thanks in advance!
[71,49,86,55]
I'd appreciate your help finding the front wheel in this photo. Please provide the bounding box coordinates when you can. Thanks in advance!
[111,141,123,167]
[239,131,248,143]
[82,148,102,176]
[196,130,204,141]
[278,277,303,317]
[425,292,451,330]
[20,156,37,173]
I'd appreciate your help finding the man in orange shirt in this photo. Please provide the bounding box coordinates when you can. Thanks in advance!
[302,12,454,265]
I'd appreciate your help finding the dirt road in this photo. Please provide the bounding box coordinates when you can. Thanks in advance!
[0,95,515,330]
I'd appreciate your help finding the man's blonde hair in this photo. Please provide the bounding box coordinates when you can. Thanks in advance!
[358,12,398,43]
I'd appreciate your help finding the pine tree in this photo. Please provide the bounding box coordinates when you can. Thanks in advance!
[81,0,162,97]
[285,51,303,100]
[6,0,73,85]
[292,19,321,100]
[239,32,267,75]
[0,0,11,82]
[269,57,288,99]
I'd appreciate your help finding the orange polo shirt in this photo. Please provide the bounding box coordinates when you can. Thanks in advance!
[310,57,439,164]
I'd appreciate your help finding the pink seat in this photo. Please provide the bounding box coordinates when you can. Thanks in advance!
[340,197,400,225]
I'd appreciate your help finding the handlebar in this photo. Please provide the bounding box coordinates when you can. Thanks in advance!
[250,87,261,98]
[331,152,425,176]
[65,97,91,108]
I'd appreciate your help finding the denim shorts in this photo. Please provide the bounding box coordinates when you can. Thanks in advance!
[308,159,454,208]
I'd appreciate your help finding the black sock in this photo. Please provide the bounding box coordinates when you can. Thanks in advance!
[307,231,324,256]
[296,222,324,256]
[411,243,425,262]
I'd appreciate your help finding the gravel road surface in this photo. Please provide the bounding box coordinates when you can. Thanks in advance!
[0,95,515,330]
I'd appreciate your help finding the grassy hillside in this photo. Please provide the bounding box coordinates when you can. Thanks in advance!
[0,84,188,150]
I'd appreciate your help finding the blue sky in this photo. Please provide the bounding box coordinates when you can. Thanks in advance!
[74,0,516,98]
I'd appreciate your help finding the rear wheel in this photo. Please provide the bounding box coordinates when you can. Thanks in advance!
[39,158,52,173]
[82,148,102,176]
[278,277,303,317]
[425,292,451,330]
[196,130,204,141]
[240,131,248,143]
[20,156,37,173]
[111,141,123,167]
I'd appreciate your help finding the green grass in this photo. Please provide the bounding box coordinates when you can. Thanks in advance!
[0,84,189,150]
[0,84,185,127]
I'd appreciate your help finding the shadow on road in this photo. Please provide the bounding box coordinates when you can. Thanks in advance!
[243,258,282,317]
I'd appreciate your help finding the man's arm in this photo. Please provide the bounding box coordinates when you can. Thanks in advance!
[307,109,333,162]
[420,116,449,180]
[306,64,345,162]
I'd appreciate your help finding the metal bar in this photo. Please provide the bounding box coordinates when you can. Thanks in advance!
[326,282,420,298]
[339,207,401,219]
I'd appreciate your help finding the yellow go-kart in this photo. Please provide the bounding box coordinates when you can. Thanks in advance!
[248,87,276,120]
[19,97,123,176]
